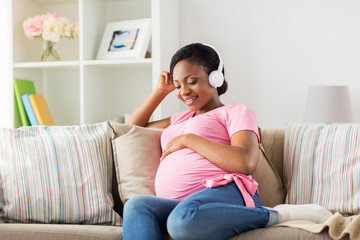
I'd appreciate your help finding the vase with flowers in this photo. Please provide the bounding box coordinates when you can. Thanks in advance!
[23,13,79,62]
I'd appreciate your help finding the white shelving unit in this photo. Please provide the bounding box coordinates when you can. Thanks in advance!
[8,0,180,127]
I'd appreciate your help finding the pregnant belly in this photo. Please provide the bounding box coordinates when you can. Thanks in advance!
[154,149,227,200]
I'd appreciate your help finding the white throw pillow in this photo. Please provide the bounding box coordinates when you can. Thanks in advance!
[108,122,163,203]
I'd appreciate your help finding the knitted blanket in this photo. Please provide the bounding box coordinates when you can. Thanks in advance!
[276,213,360,240]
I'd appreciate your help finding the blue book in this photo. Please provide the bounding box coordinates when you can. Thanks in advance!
[14,79,36,127]
[21,94,39,126]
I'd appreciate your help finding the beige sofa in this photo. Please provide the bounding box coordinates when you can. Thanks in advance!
[0,126,337,240]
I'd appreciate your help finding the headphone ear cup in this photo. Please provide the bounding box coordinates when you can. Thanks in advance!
[209,70,224,88]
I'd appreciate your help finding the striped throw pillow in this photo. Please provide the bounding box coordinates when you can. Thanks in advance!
[284,123,360,214]
[0,122,122,225]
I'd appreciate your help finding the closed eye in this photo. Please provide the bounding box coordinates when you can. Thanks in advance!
[174,79,197,89]
[188,80,197,85]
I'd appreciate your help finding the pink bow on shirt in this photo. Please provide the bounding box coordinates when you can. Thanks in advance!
[202,173,259,207]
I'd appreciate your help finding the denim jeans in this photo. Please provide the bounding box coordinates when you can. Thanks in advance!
[123,182,279,240]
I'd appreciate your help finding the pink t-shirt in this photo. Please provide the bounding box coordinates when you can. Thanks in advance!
[154,102,260,200]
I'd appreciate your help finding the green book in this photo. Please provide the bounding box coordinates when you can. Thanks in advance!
[13,79,36,128]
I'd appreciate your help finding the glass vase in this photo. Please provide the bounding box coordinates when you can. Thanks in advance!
[41,40,60,62]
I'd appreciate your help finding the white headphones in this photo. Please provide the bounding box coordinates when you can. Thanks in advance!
[203,43,224,88]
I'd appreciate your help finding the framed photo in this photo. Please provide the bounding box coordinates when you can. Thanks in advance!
[96,18,151,60]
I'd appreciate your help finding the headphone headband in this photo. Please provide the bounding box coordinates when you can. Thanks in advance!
[203,43,224,88]
[203,43,223,73]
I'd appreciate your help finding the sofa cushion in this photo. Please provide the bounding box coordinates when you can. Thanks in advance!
[284,122,360,214]
[250,128,286,207]
[0,224,123,240]
[0,122,121,225]
[229,226,333,240]
[252,145,286,207]
[258,129,285,181]
[108,122,163,203]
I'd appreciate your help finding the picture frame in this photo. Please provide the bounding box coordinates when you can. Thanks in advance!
[96,18,151,60]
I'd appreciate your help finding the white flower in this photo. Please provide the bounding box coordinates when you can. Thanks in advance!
[72,22,79,38]
[59,17,73,38]
[42,17,61,42]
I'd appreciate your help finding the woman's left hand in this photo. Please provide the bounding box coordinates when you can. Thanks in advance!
[160,134,191,161]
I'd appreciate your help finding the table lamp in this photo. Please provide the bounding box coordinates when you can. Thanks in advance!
[303,86,353,123]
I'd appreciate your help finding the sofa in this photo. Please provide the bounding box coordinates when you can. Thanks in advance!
[0,121,355,240]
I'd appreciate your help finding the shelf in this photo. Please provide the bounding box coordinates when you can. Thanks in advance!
[13,61,80,70]
[13,59,152,70]
[84,59,152,69]
[31,0,76,4]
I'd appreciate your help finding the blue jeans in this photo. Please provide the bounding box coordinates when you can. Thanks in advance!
[123,182,279,240]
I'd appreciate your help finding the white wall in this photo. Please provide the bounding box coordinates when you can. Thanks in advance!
[0,0,13,128]
[178,0,360,128]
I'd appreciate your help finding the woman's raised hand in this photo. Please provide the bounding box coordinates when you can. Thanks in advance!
[157,71,175,94]
[125,71,174,127]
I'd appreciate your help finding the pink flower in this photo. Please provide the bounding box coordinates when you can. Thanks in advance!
[43,13,60,20]
[23,18,43,38]
[33,15,44,23]
[51,13,61,18]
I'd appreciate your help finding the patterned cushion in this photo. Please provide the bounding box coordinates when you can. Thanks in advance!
[284,122,360,214]
[0,122,122,225]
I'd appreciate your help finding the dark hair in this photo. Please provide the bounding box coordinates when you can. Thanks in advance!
[169,43,228,96]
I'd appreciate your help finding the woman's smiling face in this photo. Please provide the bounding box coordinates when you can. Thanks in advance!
[172,60,222,114]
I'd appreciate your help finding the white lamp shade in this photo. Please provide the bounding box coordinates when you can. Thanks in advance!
[303,86,353,123]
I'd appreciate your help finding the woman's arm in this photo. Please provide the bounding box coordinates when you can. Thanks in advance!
[160,130,259,175]
[126,71,174,128]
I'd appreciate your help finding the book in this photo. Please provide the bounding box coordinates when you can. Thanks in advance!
[21,94,39,126]
[13,79,36,128]
[29,94,55,126]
